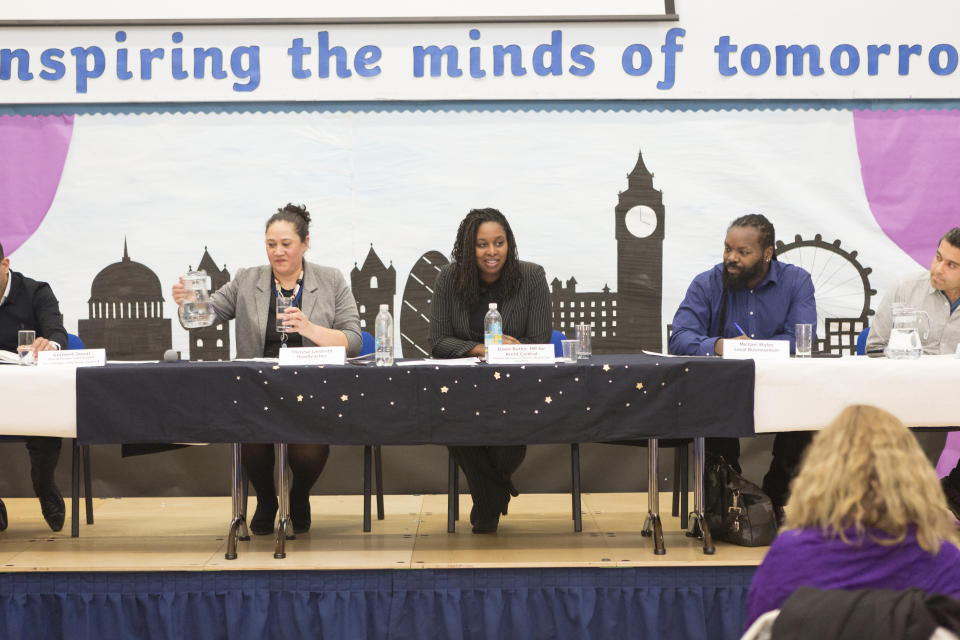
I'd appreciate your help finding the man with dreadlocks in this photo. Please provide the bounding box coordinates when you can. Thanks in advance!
[668,214,816,525]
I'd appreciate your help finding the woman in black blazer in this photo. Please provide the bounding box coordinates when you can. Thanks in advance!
[430,208,552,533]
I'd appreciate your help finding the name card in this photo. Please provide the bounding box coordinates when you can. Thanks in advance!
[37,348,106,368]
[722,339,790,361]
[487,344,555,365]
[278,346,346,366]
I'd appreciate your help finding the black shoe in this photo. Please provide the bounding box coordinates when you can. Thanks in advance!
[37,486,64,532]
[250,498,278,535]
[0,498,7,532]
[942,477,960,521]
[291,495,311,534]
[472,512,500,534]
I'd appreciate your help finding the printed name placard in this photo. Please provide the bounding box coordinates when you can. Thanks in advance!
[37,348,106,368]
[278,346,346,366]
[487,344,555,365]
[722,339,790,361]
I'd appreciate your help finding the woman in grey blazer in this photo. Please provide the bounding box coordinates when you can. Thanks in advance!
[430,208,552,533]
[173,204,361,535]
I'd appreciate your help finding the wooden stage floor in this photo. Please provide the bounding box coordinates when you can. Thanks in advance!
[0,492,769,572]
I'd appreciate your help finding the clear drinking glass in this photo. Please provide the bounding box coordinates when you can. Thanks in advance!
[575,323,592,359]
[276,295,295,332]
[561,339,579,362]
[17,329,35,365]
[795,323,813,357]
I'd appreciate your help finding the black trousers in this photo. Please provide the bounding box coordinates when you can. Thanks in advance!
[241,443,330,504]
[25,436,62,495]
[449,445,526,521]
[707,431,813,507]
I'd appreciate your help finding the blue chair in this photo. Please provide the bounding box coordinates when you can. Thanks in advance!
[550,330,565,357]
[360,331,386,531]
[0,333,93,537]
[856,326,870,355]
[361,330,375,357]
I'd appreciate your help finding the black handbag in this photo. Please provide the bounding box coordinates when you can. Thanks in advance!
[704,456,778,547]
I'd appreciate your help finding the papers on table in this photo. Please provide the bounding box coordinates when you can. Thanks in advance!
[0,350,20,364]
[403,357,480,366]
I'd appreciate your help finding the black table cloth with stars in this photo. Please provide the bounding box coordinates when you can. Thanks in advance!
[75,355,755,445]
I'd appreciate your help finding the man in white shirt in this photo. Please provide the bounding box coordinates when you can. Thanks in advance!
[866,227,960,516]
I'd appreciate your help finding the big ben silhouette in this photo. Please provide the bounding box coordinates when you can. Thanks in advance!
[609,150,664,352]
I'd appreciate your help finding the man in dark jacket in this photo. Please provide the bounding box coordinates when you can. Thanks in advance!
[0,241,68,532]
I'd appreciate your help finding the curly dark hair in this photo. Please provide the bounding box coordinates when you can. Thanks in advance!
[729,213,776,260]
[450,208,521,305]
[942,227,960,250]
[265,203,311,241]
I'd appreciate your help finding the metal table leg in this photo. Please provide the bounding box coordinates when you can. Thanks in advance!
[641,439,665,555]
[686,436,715,555]
[447,453,457,533]
[225,443,250,560]
[274,442,294,559]
[363,445,372,532]
[71,439,80,538]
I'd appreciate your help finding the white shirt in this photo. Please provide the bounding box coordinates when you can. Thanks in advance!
[867,271,960,354]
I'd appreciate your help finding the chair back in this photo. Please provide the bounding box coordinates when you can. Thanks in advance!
[67,333,84,350]
[856,326,870,355]
[360,330,375,356]
[550,330,565,357]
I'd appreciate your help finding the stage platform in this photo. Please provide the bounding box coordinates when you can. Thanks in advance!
[0,493,763,639]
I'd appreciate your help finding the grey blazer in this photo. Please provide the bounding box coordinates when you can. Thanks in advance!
[209,260,362,358]
[429,260,552,358]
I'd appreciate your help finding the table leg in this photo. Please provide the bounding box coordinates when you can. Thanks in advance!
[225,442,249,560]
[686,436,715,555]
[363,445,372,532]
[274,442,294,559]
[447,453,457,533]
[641,439,665,555]
[71,439,80,538]
[374,445,385,521]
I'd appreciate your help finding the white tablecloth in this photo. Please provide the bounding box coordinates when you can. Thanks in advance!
[754,354,960,432]
[3,356,958,438]
[0,365,76,437]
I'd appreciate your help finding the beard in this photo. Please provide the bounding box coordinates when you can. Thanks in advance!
[722,259,766,290]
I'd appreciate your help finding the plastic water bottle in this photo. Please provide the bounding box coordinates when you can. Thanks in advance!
[375,304,394,366]
[483,303,502,360]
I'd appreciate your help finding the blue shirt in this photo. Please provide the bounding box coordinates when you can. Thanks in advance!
[668,261,816,356]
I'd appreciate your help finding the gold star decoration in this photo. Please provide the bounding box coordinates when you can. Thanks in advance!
[440,386,449,393]
[602,364,611,372]
[297,395,304,402]
[636,382,644,390]
[340,394,349,402]
[494,371,501,380]
[272,365,280,370]
[545,396,553,404]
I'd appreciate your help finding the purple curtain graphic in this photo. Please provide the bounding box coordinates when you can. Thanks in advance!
[854,109,960,477]
[0,115,74,255]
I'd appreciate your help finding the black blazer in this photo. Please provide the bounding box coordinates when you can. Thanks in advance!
[430,260,552,358]
[0,271,68,352]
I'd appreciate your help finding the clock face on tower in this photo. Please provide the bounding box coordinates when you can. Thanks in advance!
[623,204,659,238]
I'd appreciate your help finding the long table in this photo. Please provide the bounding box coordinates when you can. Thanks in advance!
[6,354,960,557]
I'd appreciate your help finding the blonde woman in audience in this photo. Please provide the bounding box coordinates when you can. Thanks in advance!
[745,405,960,628]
